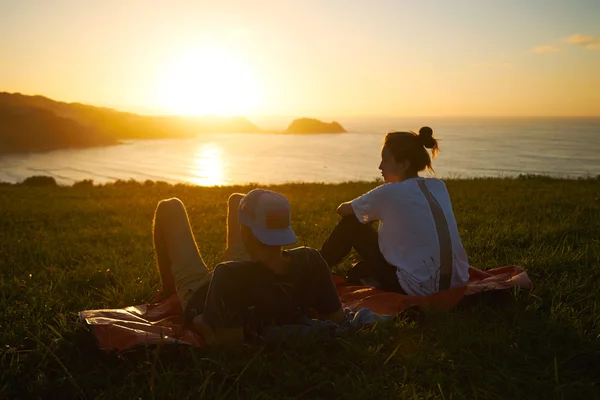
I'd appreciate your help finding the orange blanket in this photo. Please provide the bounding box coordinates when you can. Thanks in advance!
[79,266,531,351]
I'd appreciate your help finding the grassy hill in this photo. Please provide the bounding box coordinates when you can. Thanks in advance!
[0,92,262,153]
[0,177,599,398]
[0,104,118,154]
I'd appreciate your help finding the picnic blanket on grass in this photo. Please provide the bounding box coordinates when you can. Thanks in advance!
[79,266,531,351]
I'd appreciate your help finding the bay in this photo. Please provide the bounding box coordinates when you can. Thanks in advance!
[1,117,599,185]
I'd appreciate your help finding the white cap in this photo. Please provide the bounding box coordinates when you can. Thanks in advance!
[238,189,297,246]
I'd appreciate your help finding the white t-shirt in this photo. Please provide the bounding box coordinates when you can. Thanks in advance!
[351,177,469,295]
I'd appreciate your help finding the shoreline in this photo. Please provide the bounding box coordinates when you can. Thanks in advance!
[0,130,351,157]
[2,174,599,188]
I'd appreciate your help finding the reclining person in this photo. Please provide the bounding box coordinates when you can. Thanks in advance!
[153,189,344,346]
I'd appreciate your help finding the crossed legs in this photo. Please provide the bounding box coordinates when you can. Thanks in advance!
[153,198,208,307]
[153,194,250,309]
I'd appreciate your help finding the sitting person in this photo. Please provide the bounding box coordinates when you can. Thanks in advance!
[319,126,469,296]
[152,189,344,346]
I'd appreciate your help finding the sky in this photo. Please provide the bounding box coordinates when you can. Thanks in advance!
[1,0,599,117]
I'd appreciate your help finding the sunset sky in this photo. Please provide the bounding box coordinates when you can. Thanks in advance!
[1,0,599,117]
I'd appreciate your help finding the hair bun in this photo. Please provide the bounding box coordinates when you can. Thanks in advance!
[418,126,435,148]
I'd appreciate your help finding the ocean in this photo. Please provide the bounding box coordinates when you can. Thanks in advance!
[1,117,599,186]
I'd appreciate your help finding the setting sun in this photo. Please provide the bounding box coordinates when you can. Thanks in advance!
[160,45,262,116]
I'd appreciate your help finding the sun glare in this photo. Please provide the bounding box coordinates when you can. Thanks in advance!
[189,143,225,186]
[161,45,262,116]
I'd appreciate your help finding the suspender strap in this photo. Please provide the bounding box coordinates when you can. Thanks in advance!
[417,180,453,291]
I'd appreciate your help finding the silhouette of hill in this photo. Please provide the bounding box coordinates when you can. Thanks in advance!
[285,118,346,133]
[0,104,118,154]
[0,93,348,155]
[0,92,261,141]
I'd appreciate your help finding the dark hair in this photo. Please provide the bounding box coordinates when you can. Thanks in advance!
[384,126,439,173]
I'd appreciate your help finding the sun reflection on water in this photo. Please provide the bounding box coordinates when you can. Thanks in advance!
[189,143,225,186]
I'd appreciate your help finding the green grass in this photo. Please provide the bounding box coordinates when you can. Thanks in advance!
[1,177,599,399]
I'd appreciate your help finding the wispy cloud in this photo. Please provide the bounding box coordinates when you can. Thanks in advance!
[565,34,600,50]
[532,45,559,54]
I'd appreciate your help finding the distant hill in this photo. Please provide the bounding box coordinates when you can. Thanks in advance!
[0,104,118,154]
[0,92,349,155]
[0,92,263,154]
[285,118,346,134]
[0,92,261,140]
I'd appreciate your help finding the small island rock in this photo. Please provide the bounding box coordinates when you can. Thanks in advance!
[285,118,346,134]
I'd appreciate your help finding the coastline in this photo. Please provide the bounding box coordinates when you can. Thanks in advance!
[1,118,599,184]
[0,130,348,157]
[2,174,599,188]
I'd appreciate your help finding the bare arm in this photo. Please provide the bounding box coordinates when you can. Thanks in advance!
[336,202,354,217]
